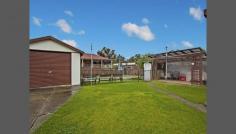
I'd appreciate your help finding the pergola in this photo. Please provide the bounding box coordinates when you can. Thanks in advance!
[150,47,207,84]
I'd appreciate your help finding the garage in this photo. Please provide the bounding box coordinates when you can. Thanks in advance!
[29,36,84,89]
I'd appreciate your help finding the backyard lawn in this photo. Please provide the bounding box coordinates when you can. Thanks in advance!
[151,81,207,104]
[33,81,206,134]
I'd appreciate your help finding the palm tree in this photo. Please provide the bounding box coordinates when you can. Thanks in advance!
[97,47,116,59]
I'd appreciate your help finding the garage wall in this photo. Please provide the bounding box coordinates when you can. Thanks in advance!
[71,53,81,85]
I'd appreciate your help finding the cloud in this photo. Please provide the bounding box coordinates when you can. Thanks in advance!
[181,41,194,48]
[64,10,74,17]
[168,42,178,50]
[122,22,155,41]
[142,18,150,24]
[32,17,42,26]
[56,19,72,33]
[164,24,168,28]
[62,39,77,47]
[76,30,86,36]
[189,7,203,21]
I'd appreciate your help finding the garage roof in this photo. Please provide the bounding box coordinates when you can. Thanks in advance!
[30,36,84,54]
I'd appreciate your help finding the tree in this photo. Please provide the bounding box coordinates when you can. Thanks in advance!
[97,47,116,59]
[136,55,151,69]
[127,54,141,62]
[128,53,151,68]
[115,54,125,63]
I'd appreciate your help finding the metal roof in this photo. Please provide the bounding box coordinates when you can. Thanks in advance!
[150,47,207,58]
[81,53,111,60]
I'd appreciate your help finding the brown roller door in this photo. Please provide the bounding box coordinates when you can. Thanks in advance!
[30,50,71,88]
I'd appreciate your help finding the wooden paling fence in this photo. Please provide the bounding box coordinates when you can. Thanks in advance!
[81,66,144,80]
[82,68,122,77]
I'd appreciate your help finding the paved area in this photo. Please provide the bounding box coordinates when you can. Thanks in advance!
[148,82,207,113]
[29,85,80,133]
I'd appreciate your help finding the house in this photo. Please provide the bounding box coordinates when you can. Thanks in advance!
[81,53,112,69]
[113,62,136,68]
[29,36,84,89]
[81,53,113,77]
[113,62,142,76]
[150,47,207,84]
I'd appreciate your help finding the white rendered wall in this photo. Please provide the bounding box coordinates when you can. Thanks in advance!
[167,62,192,81]
[30,40,75,52]
[71,53,81,85]
[167,61,207,82]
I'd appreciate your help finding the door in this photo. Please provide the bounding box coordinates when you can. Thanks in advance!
[30,50,71,88]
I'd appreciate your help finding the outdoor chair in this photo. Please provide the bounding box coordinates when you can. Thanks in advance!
[111,74,123,82]
[172,71,180,80]
[81,76,98,85]
[97,75,112,83]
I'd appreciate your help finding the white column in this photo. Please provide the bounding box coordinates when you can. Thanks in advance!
[71,53,81,85]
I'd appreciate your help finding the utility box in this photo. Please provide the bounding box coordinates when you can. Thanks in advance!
[144,62,152,81]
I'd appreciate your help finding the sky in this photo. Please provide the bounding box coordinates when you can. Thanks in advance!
[30,0,206,59]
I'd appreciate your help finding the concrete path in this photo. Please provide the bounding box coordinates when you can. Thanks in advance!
[29,85,80,133]
[148,82,207,113]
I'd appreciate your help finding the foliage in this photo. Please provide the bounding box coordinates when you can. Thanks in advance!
[115,54,125,63]
[127,54,141,62]
[128,54,152,68]
[97,47,116,59]
[97,47,125,63]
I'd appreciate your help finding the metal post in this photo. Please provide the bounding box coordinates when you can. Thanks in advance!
[110,60,112,69]
[101,60,103,68]
[165,46,168,80]
[81,59,84,68]
[90,44,93,86]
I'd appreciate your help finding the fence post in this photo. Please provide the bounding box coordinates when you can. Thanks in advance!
[138,68,140,82]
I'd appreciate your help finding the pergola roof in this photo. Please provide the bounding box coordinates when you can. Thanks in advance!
[150,47,207,58]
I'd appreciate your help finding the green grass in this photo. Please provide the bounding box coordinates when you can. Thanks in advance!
[152,81,207,104]
[33,81,206,134]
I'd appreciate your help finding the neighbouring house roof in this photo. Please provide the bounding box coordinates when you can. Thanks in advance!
[30,36,84,54]
[81,53,111,61]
